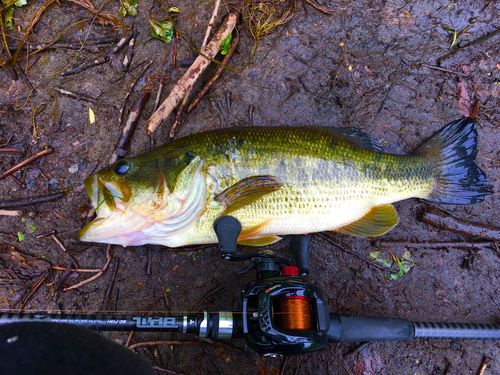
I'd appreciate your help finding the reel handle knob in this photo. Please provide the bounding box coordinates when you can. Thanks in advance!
[214,216,242,258]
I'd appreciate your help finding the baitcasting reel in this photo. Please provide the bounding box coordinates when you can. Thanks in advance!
[1,216,499,357]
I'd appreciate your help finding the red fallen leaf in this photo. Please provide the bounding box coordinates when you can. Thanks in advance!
[457,81,471,117]
[471,99,479,121]
[475,83,500,98]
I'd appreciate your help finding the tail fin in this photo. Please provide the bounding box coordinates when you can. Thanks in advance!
[415,117,493,204]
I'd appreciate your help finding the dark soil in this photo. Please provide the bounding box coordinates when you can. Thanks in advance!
[1,0,499,374]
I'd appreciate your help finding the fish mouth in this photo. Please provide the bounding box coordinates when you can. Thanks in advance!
[78,174,127,242]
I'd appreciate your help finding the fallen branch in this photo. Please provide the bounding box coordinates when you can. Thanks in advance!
[187,32,240,114]
[148,12,240,133]
[372,240,495,250]
[64,244,112,291]
[110,90,151,164]
[55,88,99,104]
[0,210,20,216]
[51,266,101,273]
[122,25,136,71]
[418,207,500,242]
[0,192,63,209]
[0,147,53,180]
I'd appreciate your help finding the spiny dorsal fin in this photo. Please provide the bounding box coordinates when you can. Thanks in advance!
[215,176,283,215]
[334,204,399,238]
[236,220,281,246]
[319,127,385,152]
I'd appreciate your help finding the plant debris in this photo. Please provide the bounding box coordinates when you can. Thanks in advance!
[369,250,414,280]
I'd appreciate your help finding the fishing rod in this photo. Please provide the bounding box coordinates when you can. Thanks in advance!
[1,216,499,357]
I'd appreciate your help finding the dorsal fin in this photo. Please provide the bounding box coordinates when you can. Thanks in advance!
[319,127,385,152]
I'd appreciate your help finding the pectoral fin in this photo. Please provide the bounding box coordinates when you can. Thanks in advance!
[215,176,283,215]
[334,204,399,238]
[236,220,282,246]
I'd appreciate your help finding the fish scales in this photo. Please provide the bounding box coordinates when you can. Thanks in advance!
[160,127,433,238]
[79,118,492,247]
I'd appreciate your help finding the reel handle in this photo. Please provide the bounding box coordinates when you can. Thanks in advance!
[213,216,241,258]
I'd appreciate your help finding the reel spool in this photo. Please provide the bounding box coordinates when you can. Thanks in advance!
[273,296,313,331]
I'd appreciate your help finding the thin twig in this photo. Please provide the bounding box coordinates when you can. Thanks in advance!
[51,266,101,273]
[202,346,224,375]
[0,148,23,154]
[61,31,133,76]
[477,356,490,375]
[169,90,191,138]
[122,25,136,71]
[316,233,399,273]
[419,207,500,242]
[128,340,200,350]
[117,60,154,129]
[191,285,223,312]
[372,240,495,250]
[55,88,99,104]
[302,0,334,14]
[110,90,151,164]
[0,147,53,180]
[103,257,119,310]
[201,0,221,51]
[421,63,468,77]
[13,269,52,309]
[51,234,68,252]
[64,244,112,291]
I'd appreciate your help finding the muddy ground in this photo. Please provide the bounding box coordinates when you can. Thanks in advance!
[1,0,500,374]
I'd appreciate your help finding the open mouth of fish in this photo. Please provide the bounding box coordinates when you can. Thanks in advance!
[78,160,209,247]
[78,175,139,244]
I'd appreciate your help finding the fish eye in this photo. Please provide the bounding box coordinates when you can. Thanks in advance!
[114,159,131,175]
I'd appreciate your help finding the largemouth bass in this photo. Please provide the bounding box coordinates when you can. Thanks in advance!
[79,118,492,247]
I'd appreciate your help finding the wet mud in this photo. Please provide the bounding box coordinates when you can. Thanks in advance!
[1,0,499,373]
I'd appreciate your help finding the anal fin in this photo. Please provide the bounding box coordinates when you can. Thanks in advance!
[334,204,399,238]
[237,220,281,247]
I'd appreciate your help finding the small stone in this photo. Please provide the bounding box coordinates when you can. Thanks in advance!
[68,164,78,174]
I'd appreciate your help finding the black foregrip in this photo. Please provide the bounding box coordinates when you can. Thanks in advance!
[327,314,414,343]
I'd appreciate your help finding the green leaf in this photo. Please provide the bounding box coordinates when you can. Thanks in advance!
[119,6,127,17]
[28,224,36,233]
[17,232,24,241]
[119,0,138,17]
[168,7,180,12]
[165,288,171,293]
[5,7,14,30]
[220,34,232,55]
[14,0,26,6]
[150,19,174,44]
